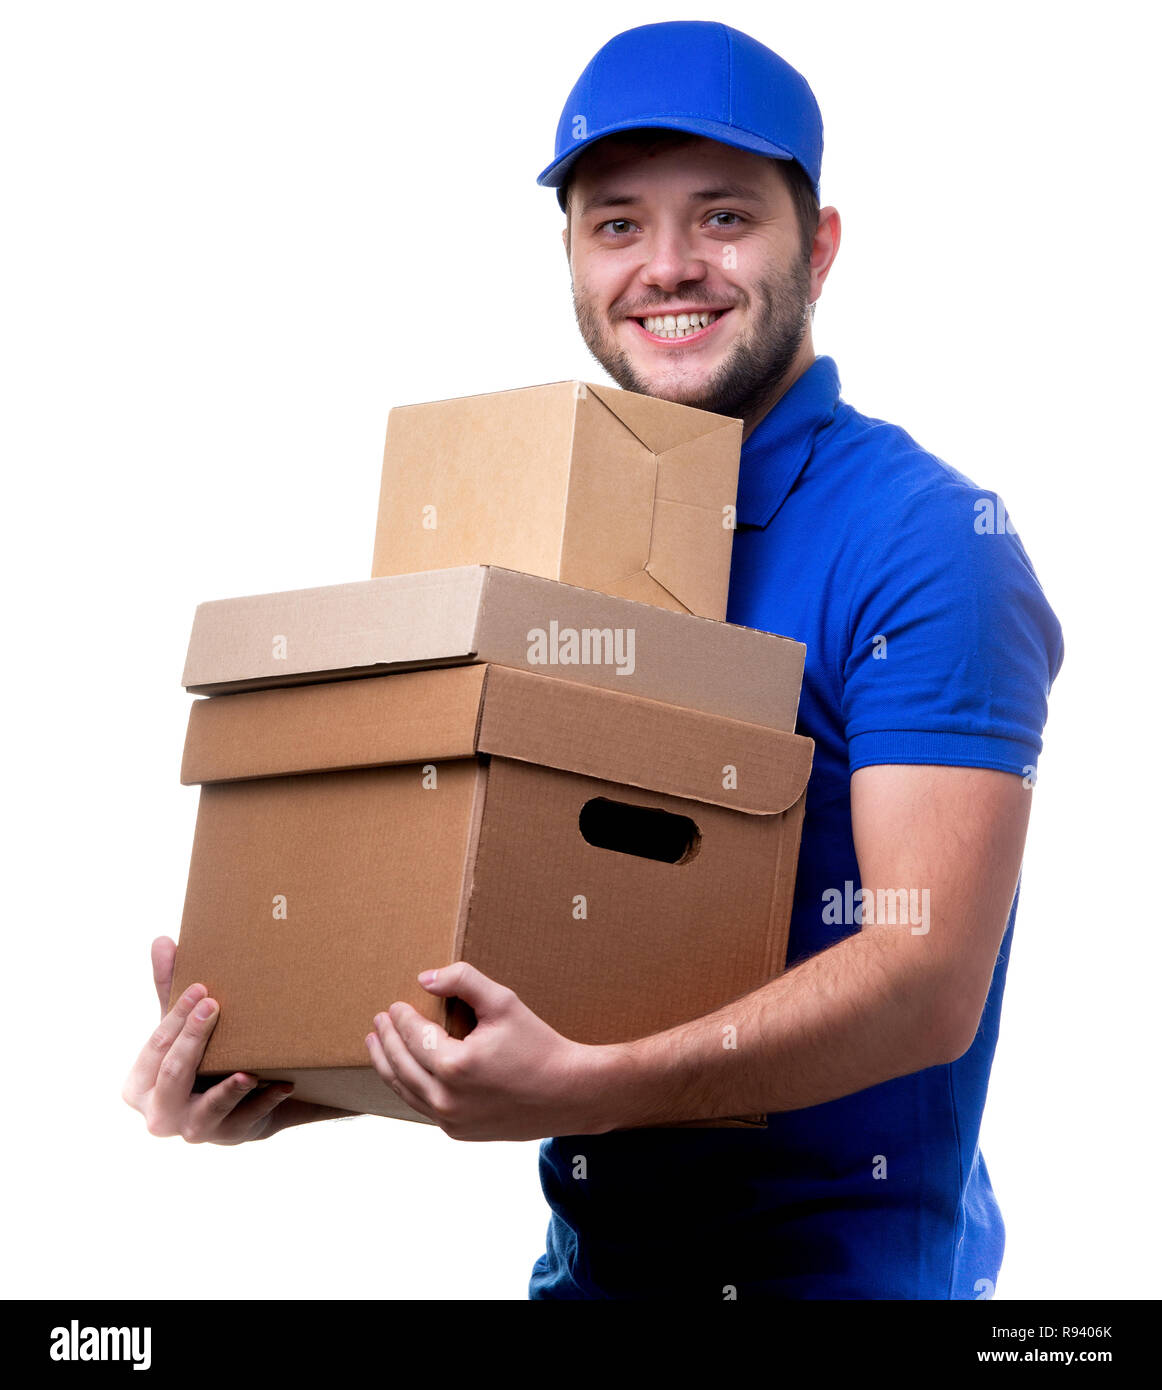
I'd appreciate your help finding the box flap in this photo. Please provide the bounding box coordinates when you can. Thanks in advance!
[586,381,740,455]
[180,666,488,785]
[558,387,659,603]
[647,427,741,619]
[583,384,741,617]
[475,665,813,815]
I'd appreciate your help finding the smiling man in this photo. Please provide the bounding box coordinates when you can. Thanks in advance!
[564,130,821,437]
[126,19,1065,1304]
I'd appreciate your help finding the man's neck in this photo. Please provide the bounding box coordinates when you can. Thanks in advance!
[740,339,817,444]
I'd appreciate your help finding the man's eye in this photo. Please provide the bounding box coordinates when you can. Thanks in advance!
[599,219,637,235]
[707,211,743,228]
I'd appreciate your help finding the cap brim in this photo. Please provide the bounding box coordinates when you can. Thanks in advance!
[536,115,799,190]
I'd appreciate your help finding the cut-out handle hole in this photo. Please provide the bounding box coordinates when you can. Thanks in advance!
[578,797,701,864]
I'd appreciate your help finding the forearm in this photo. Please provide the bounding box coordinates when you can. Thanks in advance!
[590,928,960,1131]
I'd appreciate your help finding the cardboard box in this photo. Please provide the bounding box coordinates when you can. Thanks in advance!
[181,565,805,732]
[371,381,743,620]
[169,664,814,1129]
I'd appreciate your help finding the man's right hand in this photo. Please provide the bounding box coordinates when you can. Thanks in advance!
[122,936,358,1143]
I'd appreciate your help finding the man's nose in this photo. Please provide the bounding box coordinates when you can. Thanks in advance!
[638,226,708,292]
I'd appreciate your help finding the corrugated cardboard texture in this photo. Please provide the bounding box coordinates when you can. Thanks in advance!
[171,666,813,1130]
[461,756,803,1047]
[181,665,489,785]
[567,385,741,619]
[375,382,576,584]
[476,665,812,815]
[173,761,482,1070]
[181,565,806,732]
[181,662,812,813]
[371,381,741,620]
[182,567,489,692]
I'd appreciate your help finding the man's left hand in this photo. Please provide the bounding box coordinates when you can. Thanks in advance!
[365,961,611,1141]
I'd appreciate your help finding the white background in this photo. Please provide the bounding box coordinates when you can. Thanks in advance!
[3,0,1157,1302]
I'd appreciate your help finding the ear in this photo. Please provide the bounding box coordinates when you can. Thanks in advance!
[808,206,842,304]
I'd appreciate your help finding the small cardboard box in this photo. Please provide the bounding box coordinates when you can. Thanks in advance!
[181,565,805,732]
[169,664,814,1129]
[371,381,743,620]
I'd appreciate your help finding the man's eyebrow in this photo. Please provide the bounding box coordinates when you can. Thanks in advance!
[578,183,768,217]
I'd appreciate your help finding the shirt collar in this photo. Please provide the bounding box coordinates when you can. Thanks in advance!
[735,355,842,528]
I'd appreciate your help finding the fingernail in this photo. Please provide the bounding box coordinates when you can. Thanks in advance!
[182,986,203,1006]
[194,999,216,1020]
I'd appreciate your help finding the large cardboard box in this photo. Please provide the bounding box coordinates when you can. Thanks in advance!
[169,664,814,1129]
[181,565,805,732]
[371,381,743,621]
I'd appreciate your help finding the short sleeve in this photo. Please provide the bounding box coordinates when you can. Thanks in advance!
[841,482,1065,778]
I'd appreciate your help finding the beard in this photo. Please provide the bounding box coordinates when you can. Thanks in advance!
[572,252,812,420]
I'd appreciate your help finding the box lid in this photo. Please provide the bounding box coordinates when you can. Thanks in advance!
[182,567,489,692]
[181,565,806,733]
[181,663,813,815]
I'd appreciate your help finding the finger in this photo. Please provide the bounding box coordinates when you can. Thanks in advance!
[186,1075,295,1143]
[416,961,513,1020]
[150,994,220,1124]
[152,937,177,1019]
[380,1004,452,1077]
[375,1010,442,1095]
[365,1029,435,1121]
[123,980,207,1104]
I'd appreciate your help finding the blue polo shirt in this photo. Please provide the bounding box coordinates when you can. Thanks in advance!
[528,355,1065,1300]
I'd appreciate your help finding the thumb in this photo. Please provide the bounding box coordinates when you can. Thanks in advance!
[417,960,514,1020]
[152,936,177,1019]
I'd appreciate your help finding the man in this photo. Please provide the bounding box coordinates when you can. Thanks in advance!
[515,20,1064,1299]
[124,20,1064,1301]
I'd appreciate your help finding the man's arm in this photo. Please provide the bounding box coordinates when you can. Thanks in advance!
[589,764,1033,1130]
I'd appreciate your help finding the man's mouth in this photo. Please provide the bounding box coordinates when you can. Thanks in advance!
[628,308,732,344]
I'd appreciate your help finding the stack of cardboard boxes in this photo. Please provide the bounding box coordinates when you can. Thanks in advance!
[169,380,814,1128]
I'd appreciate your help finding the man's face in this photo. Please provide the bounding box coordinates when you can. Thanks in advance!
[563,136,813,423]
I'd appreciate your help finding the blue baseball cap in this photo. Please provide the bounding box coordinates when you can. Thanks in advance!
[536,21,823,213]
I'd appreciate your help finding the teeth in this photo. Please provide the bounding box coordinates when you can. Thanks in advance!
[640,311,720,338]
